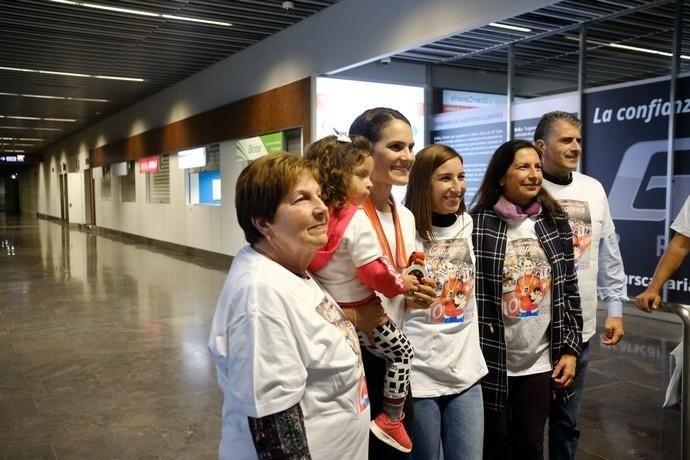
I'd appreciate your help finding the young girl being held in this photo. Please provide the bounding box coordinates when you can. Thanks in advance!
[306,134,418,454]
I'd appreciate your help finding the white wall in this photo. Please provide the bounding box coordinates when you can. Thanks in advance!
[35,146,89,219]
[67,172,84,224]
[92,139,245,255]
[18,169,37,214]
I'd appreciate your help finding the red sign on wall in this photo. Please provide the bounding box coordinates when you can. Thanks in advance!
[139,156,159,173]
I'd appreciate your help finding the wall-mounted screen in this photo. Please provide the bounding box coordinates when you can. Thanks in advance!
[178,147,206,169]
[315,76,425,148]
[111,161,128,176]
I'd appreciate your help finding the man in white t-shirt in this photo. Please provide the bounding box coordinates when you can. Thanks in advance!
[636,195,690,311]
[535,111,627,460]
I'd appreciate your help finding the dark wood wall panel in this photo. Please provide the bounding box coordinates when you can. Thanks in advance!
[91,78,311,167]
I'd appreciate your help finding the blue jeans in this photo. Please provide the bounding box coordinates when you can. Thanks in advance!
[549,340,590,460]
[409,383,484,460]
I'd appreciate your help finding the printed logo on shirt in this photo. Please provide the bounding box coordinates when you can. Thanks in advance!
[315,297,363,362]
[357,374,369,413]
[424,238,475,323]
[502,239,552,318]
[559,199,592,271]
[315,297,370,413]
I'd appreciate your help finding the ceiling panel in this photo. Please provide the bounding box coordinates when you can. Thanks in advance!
[394,0,688,96]
[1,0,688,163]
[0,0,338,159]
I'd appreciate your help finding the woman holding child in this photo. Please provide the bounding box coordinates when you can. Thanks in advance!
[348,107,437,459]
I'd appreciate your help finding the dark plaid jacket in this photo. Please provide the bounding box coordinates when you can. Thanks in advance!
[471,208,583,411]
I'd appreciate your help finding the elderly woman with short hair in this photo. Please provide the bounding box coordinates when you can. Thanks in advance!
[208,153,372,459]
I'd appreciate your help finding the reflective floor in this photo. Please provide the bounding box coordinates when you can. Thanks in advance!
[0,214,683,459]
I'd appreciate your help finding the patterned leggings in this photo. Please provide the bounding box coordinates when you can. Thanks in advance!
[358,319,414,400]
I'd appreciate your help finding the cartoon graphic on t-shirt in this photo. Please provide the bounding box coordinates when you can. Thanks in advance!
[315,296,369,413]
[514,259,541,316]
[559,199,592,271]
[316,297,362,361]
[502,239,552,318]
[441,275,470,318]
[424,238,475,323]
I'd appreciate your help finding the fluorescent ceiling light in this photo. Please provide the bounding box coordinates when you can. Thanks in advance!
[161,14,231,27]
[0,92,109,102]
[566,36,690,61]
[608,42,690,60]
[0,126,61,131]
[0,137,44,141]
[94,75,146,82]
[1,149,25,153]
[490,22,532,33]
[0,65,144,82]
[0,116,41,121]
[0,115,77,122]
[50,0,231,27]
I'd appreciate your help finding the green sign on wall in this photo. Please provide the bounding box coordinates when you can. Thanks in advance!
[236,132,284,161]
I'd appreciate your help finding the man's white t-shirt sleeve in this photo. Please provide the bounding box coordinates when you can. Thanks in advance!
[672,195,690,238]
[225,309,307,418]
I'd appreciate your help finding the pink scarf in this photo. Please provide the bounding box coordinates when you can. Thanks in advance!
[493,195,541,223]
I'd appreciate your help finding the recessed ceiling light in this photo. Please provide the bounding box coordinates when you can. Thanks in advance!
[0,66,144,82]
[50,0,232,27]
[489,22,532,33]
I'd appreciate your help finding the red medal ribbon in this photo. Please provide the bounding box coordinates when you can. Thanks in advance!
[362,197,408,270]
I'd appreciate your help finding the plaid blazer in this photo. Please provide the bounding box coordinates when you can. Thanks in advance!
[471,208,583,411]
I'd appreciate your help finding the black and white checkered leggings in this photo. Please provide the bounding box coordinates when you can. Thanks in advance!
[358,319,414,400]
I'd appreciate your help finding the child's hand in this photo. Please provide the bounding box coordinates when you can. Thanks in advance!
[402,273,420,296]
[405,276,436,310]
[346,297,388,339]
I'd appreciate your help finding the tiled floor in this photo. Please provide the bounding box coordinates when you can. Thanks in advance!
[0,214,683,459]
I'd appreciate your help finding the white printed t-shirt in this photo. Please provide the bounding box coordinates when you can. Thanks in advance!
[376,203,418,326]
[543,171,626,342]
[502,217,553,376]
[207,245,370,460]
[404,213,488,397]
[672,195,690,237]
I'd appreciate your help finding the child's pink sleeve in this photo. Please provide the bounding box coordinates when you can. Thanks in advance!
[356,258,405,298]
